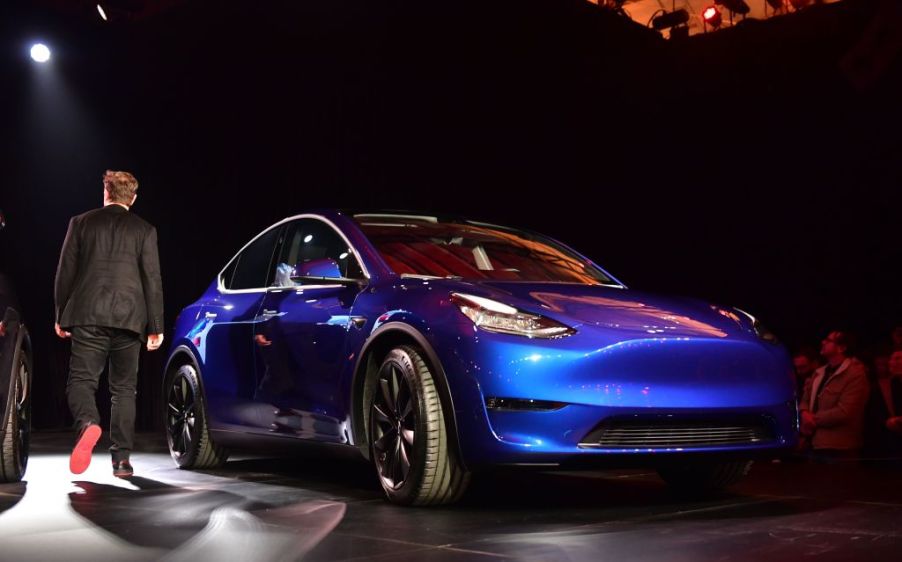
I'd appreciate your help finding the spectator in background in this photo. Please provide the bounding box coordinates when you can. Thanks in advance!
[799,330,870,461]
[863,350,902,462]
[887,351,902,433]
[793,346,822,400]
[891,326,902,351]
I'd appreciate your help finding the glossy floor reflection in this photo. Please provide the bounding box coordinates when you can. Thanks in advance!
[0,433,900,561]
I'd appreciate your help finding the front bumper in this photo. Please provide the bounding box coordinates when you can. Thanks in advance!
[433,330,798,468]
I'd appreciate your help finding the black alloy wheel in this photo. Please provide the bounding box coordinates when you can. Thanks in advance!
[167,367,197,458]
[368,346,470,506]
[371,359,417,490]
[164,363,228,469]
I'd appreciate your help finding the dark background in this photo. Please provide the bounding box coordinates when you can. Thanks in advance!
[1,0,899,431]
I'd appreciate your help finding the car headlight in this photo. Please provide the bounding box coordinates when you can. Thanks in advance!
[450,293,576,339]
[733,307,778,343]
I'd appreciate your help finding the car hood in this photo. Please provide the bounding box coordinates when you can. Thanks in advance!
[457,281,747,339]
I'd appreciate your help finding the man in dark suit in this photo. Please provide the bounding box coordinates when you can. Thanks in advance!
[54,170,164,477]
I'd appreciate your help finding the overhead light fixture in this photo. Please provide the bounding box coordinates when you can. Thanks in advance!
[703,6,723,29]
[651,9,690,31]
[715,0,751,15]
[97,4,109,21]
[30,43,51,63]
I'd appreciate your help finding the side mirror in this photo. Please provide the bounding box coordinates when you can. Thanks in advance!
[297,258,342,279]
[290,258,362,287]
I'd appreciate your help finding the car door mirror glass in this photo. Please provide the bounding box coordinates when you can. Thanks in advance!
[297,258,342,279]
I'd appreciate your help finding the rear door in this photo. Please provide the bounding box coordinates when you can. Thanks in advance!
[200,224,283,430]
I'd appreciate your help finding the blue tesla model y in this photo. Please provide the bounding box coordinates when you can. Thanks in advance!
[164,211,797,505]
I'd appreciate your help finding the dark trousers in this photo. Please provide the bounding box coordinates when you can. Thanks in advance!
[66,326,141,461]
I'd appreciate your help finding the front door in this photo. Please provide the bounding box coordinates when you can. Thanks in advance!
[252,218,366,443]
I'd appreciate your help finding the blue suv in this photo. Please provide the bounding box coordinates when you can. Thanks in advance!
[164,211,796,505]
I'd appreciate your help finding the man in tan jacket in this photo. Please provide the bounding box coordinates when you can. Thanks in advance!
[799,330,870,460]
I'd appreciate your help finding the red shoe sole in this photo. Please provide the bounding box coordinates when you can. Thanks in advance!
[70,424,101,474]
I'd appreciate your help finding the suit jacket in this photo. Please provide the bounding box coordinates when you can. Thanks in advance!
[800,358,869,451]
[55,205,163,338]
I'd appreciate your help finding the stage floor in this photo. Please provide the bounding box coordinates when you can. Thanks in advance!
[0,432,899,561]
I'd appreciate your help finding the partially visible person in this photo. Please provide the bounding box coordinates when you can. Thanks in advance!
[886,351,902,435]
[792,346,822,400]
[891,325,902,351]
[799,330,870,462]
[863,350,902,462]
[54,170,164,478]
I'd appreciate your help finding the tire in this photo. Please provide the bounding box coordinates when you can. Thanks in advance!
[164,362,229,469]
[368,345,470,506]
[657,460,752,493]
[0,347,30,483]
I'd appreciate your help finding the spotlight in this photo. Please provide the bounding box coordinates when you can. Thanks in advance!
[651,9,690,31]
[715,0,751,14]
[703,5,723,28]
[30,43,51,63]
[97,4,108,21]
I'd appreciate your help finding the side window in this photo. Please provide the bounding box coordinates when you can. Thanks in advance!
[270,219,364,287]
[224,226,282,290]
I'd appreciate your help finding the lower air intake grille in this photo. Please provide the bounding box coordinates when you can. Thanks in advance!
[579,419,774,449]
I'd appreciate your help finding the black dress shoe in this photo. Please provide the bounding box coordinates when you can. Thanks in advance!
[112,459,134,478]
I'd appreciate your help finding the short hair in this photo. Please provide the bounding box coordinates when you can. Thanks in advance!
[831,330,859,358]
[103,170,138,205]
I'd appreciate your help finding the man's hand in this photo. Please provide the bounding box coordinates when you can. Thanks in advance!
[55,323,71,339]
[886,416,902,434]
[800,410,817,436]
[147,333,165,351]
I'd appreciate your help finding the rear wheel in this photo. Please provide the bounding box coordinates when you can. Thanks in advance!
[657,460,752,492]
[368,345,470,506]
[0,347,30,483]
[165,363,228,469]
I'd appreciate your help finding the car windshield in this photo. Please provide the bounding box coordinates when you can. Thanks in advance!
[353,215,617,285]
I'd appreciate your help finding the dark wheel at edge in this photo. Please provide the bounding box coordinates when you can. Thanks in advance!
[0,346,30,483]
[368,345,470,506]
[165,363,228,469]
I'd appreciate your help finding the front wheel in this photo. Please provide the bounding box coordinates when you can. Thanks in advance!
[368,346,470,506]
[0,347,31,483]
[657,460,753,493]
[164,363,229,469]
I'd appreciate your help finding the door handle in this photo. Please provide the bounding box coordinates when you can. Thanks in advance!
[204,312,217,319]
[263,309,279,315]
